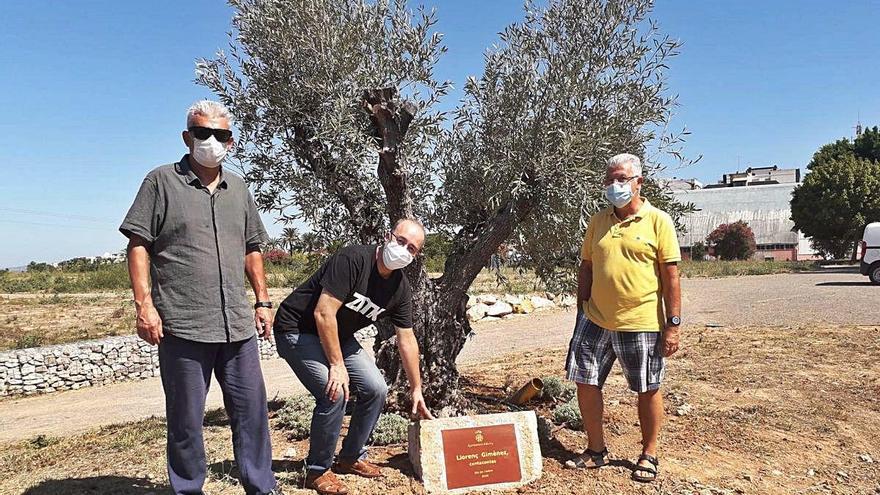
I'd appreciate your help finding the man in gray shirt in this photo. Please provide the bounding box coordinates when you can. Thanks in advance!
[120,100,280,495]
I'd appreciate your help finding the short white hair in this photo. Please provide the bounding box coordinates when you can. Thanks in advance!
[607,153,642,177]
[186,100,232,127]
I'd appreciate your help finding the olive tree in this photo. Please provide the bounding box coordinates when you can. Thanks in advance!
[197,0,687,409]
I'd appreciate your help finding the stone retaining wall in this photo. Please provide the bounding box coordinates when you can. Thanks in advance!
[0,335,282,398]
[0,326,379,398]
[0,290,567,398]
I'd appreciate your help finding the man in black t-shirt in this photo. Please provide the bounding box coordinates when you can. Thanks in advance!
[274,219,433,495]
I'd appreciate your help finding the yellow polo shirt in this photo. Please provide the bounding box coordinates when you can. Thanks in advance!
[581,199,680,332]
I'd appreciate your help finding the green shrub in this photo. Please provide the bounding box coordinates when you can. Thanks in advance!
[541,376,575,402]
[369,413,409,446]
[29,434,57,449]
[276,394,316,440]
[14,333,45,350]
[553,398,582,430]
[690,241,707,261]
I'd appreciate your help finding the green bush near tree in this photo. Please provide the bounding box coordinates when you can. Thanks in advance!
[369,413,409,445]
[275,395,316,440]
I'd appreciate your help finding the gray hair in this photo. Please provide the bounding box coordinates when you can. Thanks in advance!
[186,100,232,127]
[607,153,643,177]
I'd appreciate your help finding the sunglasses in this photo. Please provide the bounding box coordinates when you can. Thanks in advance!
[188,126,233,143]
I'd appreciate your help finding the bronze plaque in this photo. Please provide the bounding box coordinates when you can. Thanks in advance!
[441,423,522,489]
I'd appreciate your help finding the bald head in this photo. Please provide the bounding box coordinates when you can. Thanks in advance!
[391,218,426,255]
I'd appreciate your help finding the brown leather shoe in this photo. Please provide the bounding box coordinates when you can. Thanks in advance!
[304,470,349,495]
[332,458,384,478]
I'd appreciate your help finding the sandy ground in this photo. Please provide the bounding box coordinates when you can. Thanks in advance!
[3,322,880,494]
[0,269,877,444]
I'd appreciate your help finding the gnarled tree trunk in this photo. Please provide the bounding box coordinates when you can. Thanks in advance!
[363,87,532,411]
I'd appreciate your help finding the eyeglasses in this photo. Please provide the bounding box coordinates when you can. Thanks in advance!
[188,126,233,143]
[390,232,421,256]
[602,175,639,186]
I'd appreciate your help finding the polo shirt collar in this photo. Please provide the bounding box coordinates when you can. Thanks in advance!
[177,155,228,189]
[609,197,651,221]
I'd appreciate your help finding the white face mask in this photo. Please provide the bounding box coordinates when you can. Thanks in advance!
[605,181,634,208]
[382,240,413,271]
[192,136,228,168]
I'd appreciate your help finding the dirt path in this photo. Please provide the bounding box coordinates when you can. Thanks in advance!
[0,269,875,443]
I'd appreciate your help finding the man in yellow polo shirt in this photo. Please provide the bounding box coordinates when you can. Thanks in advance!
[563,153,681,484]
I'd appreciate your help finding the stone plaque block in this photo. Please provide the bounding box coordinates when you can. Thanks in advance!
[408,411,542,494]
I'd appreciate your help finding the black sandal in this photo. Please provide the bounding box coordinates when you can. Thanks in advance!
[564,447,609,469]
[632,454,659,482]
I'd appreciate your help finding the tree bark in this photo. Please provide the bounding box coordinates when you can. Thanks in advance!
[362,88,535,411]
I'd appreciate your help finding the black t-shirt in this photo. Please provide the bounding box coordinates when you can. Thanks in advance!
[274,244,414,341]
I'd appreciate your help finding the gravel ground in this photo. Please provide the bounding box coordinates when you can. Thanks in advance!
[0,269,875,443]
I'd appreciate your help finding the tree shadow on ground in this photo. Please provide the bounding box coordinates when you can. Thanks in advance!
[209,458,305,485]
[816,281,874,286]
[383,452,416,478]
[540,431,638,473]
[22,476,166,494]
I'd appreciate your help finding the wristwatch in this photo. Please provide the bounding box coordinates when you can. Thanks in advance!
[254,301,273,309]
[667,315,681,327]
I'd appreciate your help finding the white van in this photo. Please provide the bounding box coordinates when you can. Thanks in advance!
[859,222,880,284]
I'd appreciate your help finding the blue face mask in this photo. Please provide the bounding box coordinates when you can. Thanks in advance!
[605,182,634,208]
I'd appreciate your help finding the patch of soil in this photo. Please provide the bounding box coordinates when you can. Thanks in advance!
[2,325,879,494]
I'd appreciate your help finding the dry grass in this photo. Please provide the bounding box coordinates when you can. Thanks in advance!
[0,289,292,352]
[2,324,879,494]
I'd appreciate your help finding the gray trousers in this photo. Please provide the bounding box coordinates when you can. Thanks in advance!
[158,334,277,495]
[275,332,388,473]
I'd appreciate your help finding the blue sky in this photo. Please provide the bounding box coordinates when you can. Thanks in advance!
[1,0,878,268]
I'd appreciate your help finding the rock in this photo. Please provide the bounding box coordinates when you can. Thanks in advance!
[502,294,522,306]
[466,295,478,309]
[477,295,497,305]
[467,304,490,322]
[530,296,554,310]
[409,411,542,494]
[675,404,692,416]
[283,447,297,459]
[512,299,534,315]
[486,302,514,318]
[860,454,874,463]
[743,474,753,482]
[806,469,815,477]
[771,469,782,476]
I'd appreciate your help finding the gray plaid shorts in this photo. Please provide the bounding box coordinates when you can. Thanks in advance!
[564,312,665,393]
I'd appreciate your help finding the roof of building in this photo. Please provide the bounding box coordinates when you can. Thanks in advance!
[672,183,798,247]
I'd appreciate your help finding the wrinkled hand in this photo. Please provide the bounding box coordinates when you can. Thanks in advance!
[326,363,350,402]
[661,325,680,357]
[136,303,163,345]
[411,388,434,420]
[254,307,273,341]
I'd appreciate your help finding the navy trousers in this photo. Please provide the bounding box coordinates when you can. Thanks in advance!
[158,334,276,495]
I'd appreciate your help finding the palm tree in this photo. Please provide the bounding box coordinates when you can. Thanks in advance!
[282,227,301,255]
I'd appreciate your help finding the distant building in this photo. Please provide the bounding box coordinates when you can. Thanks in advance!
[672,167,818,261]
[661,178,704,191]
[706,165,801,188]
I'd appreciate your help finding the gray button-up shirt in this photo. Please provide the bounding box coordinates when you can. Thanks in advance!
[119,155,268,343]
